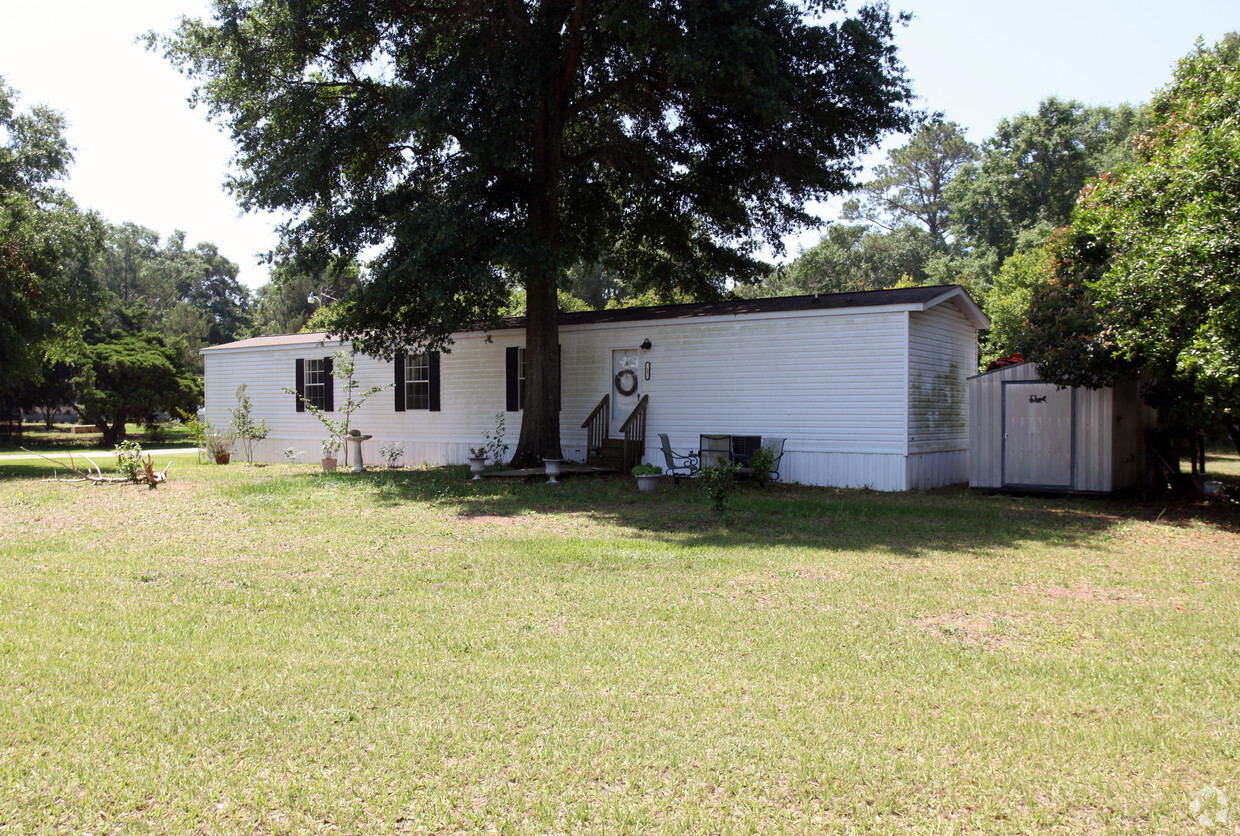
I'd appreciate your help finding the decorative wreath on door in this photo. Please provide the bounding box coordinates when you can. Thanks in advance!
[614,368,639,396]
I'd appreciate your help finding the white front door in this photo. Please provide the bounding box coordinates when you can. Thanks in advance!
[610,348,641,434]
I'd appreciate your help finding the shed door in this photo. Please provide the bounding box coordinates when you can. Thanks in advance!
[1003,382,1073,488]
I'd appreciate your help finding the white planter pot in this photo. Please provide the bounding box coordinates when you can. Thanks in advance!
[635,474,663,493]
[468,456,486,480]
[543,458,565,485]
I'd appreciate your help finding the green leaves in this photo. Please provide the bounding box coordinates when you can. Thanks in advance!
[1024,34,1240,442]
[73,328,203,445]
[0,79,107,396]
[158,0,912,349]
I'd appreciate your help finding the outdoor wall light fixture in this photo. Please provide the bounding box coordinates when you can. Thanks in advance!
[640,339,652,350]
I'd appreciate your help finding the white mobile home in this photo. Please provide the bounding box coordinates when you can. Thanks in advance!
[968,361,1144,493]
[202,285,987,491]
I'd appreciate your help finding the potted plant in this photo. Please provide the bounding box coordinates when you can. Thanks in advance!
[205,426,234,465]
[632,462,664,492]
[321,437,342,472]
[467,445,487,480]
[466,413,509,480]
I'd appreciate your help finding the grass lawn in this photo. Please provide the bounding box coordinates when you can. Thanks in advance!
[0,422,196,456]
[1,449,1238,834]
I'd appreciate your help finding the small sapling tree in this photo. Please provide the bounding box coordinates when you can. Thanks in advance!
[229,384,269,464]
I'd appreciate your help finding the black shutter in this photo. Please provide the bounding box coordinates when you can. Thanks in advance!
[394,352,406,412]
[295,358,305,412]
[323,356,334,412]
[505,346,520,412]
[428,352,441,412]
[557,343,562,413]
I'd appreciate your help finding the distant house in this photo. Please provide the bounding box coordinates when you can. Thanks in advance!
[201,284,987,491]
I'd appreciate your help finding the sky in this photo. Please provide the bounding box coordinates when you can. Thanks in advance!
[0,0,1235,290]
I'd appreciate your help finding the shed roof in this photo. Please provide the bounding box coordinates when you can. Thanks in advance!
[204,284,986,353]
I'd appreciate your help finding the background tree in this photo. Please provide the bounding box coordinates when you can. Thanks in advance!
[93,223,249,372]
[159,0,912,466]
[0,78,106,405]
[744,222,934,297]
[249,257,362,336]
[946,97,1150,263]
[978,246,1053,364]
[153,231,250,346]
[841,118,976,244]
[93,222,168,310]
[73,314,203,445]
[1025,35,1240,451]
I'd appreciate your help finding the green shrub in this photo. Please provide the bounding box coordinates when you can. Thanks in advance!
[631,462,663,476]
[747,445,775,488]
[698,461,740,515]
[114,440,144,482]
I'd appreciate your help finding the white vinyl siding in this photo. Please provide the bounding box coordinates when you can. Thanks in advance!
[203,292,982,491]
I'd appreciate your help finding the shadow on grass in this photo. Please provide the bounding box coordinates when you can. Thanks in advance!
[262,465,1240,557]
[7,455,1237,557]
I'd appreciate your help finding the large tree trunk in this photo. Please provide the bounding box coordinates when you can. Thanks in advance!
[509,72,566,470]
[1227,417,1240,459]
[511,268,562,469]
[97,412,125,446]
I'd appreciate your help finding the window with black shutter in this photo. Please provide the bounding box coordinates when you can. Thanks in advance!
[506,347,525,412]
[395,352,441,412]
[295,356,333,411]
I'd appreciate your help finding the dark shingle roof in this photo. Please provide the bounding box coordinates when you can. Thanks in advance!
[545,284,974,329]
[205,285,985,352]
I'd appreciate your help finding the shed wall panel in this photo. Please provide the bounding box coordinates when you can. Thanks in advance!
[1110,381,1144,490]
[1073,387,1114,492]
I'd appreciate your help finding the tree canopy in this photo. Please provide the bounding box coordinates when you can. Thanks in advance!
[0,78,105,402]
[250,257,361,336]
[945,97,1150,262]
[73,316,203,445]
[159,0,912,465]
[841,118,976,244]
[93,224,250,372]
[744,222,934,298]
[1022,34,1240,450]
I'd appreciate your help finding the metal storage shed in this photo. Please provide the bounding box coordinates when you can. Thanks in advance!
[968,361,1144,493]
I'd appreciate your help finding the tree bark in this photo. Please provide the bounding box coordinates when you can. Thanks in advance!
[1227,417,1240,459]
[511,267,562,468]
[97,413,125,446]
[509,62,566,469]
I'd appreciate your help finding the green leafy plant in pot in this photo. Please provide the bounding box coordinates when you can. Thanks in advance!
[632,462,664,492]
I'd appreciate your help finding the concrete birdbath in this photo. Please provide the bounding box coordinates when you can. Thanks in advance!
[343,431,373,473]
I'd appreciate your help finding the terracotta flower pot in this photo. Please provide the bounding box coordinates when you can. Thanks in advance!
[321,457,338,472]
[214,453,231,465]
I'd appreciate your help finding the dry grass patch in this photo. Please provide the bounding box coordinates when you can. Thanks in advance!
[915,612,1031,649]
